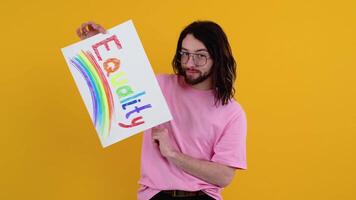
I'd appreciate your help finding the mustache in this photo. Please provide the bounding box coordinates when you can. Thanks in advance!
[184,68,201,73]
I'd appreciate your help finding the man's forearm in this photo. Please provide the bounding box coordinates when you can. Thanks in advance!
[167,151,235,187]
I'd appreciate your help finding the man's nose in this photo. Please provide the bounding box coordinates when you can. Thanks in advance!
[186,54,196,67]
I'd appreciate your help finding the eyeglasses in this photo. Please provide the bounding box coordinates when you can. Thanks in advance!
[178,51,210,66]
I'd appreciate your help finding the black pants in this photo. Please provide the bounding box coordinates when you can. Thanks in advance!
[150,191,215,200]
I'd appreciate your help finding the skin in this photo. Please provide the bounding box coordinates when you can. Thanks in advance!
[180,34,213,90]
[77,23,236,187]
[76,21,106,40]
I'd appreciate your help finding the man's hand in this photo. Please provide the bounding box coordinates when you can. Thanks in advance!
[151,127,235,187]
[151,127,176,158]
[76,21,106,40]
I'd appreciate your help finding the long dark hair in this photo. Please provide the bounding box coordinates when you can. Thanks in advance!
[172,21,237,106]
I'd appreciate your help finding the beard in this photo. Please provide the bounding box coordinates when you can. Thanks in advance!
[183,68,212,85]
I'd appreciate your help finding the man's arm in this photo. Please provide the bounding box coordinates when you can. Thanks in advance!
[152,127,236,187]
[168,151,235,187]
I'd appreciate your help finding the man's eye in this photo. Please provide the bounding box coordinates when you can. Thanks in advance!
[181,52,189,56]
[197,54,206,58]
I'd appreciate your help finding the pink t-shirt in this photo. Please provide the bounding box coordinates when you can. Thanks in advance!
[138,74,247,200]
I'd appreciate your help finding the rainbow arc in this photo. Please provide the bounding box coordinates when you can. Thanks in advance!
[70,51,114,137]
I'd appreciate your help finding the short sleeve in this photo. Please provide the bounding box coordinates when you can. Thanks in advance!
[155,74,170,91]
[211,109,247,169]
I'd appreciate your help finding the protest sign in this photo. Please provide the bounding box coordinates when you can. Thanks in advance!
[62,20,172,147]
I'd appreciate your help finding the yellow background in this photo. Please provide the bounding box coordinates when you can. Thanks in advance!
[1,0,355,199]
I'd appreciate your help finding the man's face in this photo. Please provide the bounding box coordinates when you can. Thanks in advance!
[180,34,213,85]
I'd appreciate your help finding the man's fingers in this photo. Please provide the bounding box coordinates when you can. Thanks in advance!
[96,24,107,33]
[152,136,160,145]
[81,22,89,34]
[76,27,88,40]
[152,126,164,131]
[87,22,98,31]
[83,21,106,34]
[88,24,95,31]
[152,131,158,137]
[76,28,82,38]
[87,21,106,33]
[77,21,107,40]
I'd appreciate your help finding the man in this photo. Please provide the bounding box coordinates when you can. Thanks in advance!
[77,20,247,200]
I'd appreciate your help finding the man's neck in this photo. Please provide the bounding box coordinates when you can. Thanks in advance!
[190,77,213,90]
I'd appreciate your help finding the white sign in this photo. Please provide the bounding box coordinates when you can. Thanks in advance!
[61,20,172,147]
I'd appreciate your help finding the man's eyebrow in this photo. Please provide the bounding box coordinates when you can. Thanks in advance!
[181,47,208,53]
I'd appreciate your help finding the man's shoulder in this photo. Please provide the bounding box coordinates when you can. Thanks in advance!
[220,99,246,118]
[156,73,176,81]
[156,73,179,86]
